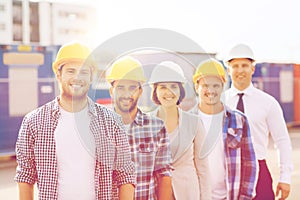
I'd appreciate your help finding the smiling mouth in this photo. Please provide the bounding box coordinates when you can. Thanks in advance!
[71,84,82,88]
[120,98,133,105]
[70,83,85,90]
[205,94,218,100]
[163,97,175,101]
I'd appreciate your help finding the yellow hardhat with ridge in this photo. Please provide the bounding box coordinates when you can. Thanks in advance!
[52,42,96,74]
[193,58,226,83]
[106,56,146,84]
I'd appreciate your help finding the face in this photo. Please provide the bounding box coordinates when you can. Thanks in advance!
[110,79,142,114]
[57,62,92,101]
[156,82,180,108]
[227,58,255,90]
[195,76,224,106]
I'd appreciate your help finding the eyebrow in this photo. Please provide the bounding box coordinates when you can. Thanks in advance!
[158,83,177,86]
[116,84,140,88]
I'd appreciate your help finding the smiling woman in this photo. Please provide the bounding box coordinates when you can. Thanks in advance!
[148,61,211,200]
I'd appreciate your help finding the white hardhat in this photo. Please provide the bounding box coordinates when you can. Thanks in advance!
[148,61,187,85]
[226,44,255,62]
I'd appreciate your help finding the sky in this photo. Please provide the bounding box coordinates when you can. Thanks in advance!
[51,0,300,63]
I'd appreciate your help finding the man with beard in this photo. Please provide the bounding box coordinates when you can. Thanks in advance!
[106,56,173,200]
[190,58,257,200]
[15,42,135,200]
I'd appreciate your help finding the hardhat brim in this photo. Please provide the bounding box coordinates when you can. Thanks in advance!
[226,57,255,62]
[193,74,226,83]
[52,58,95,74]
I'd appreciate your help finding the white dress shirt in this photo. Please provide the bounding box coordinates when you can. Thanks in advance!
[224,83,293,183]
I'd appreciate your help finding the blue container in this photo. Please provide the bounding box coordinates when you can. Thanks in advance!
[0,45,59,155]
[255,63,294,123]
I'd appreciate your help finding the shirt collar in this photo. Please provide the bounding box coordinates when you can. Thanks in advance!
[230,83,255,97]
[191,101,228,118]
[87,97,97,117]
[52,96,97,118]
[52,97,61,118]
[133,108,148,127]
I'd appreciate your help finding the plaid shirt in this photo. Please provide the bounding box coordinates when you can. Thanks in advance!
[190,105,257,200]
[15,97,135,200]
[127,109,172,200]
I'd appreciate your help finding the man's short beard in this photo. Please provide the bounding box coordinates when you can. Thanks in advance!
[116,98,138,113]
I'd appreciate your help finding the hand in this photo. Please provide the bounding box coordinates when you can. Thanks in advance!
[276,182,290,200]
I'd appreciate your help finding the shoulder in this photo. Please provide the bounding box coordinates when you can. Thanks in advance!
[135,110,166,137]
[224,106,247,125]
[223,107,252,139]
[250,87,282,111]
[141,111,165,127]
[180,109,199,123]
[224,87,233,94]
[224,87,234,97]
[180,109,205,138]
[252,86,276,100]
[19,100,58,133]
[94,103,116,117]
[24,99,57,121]
[187,104,199,115]
[147,107,158,116]
[93,103,123,124]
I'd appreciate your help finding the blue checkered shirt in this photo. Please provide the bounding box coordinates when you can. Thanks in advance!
[190,105,257,200]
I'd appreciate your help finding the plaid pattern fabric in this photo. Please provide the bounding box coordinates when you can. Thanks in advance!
[15,97,135,200]
[190,105,257,200]
[127,109,172,200]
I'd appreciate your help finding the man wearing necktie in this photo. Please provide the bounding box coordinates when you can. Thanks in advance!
[224,44,293,200]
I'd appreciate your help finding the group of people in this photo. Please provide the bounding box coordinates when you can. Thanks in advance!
[14,41,293,200]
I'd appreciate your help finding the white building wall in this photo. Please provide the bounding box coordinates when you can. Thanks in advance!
[0,0,13,44]
[38,2,52,45]
[0,0,97,45]
[51,3,97,45]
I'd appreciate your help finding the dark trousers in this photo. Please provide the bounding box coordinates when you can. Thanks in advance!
[253,160,275,200]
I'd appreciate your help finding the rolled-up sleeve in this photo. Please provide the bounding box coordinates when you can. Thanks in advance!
[154,127,173,177]
[15,114,37,184]
[112,118,136,187]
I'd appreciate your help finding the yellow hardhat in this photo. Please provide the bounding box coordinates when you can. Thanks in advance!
[52,42,95,74]
[106,56,146,84]
[193,58,226,83]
